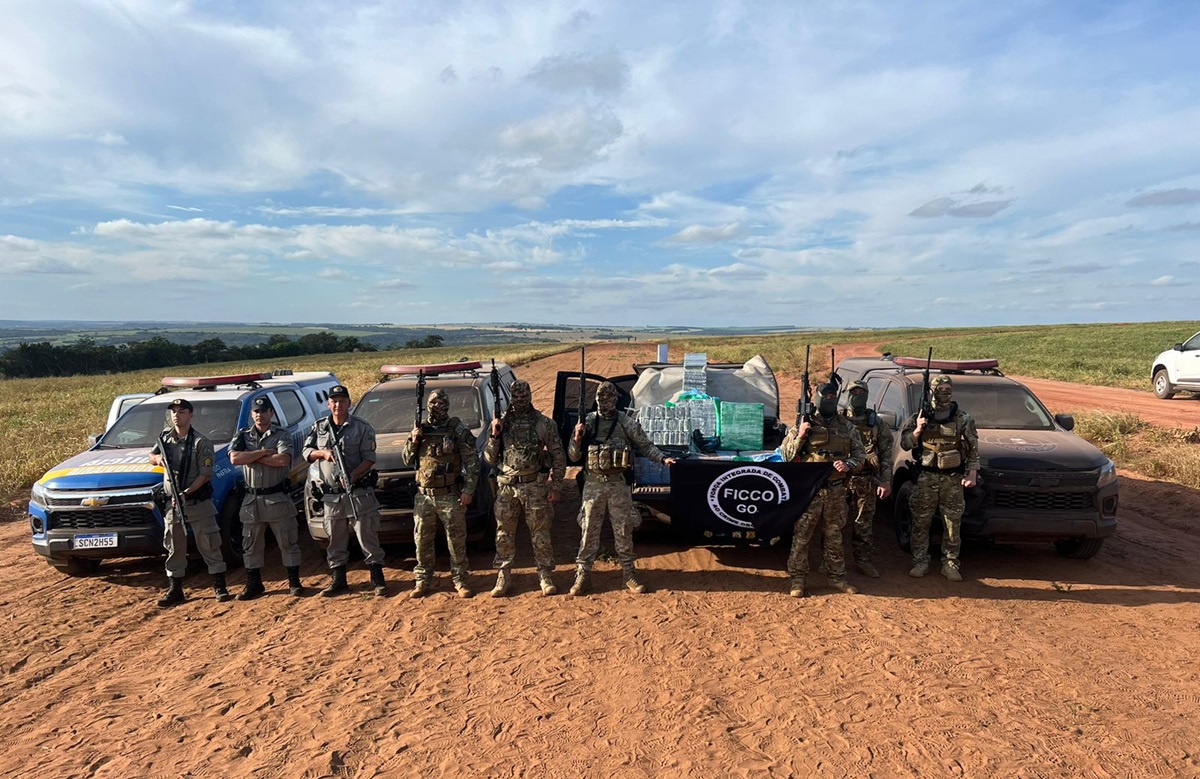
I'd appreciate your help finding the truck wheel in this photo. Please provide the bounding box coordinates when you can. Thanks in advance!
[1153,370,1176,399]
[49,556,101,576]
[219,492,246,569]
[303,491,330,549]
[894,482,914,553]
[1054,538,1105,559]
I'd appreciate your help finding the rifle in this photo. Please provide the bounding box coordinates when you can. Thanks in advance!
[489,359,503,495]
[415,369,427,430]
[577,346,587,427]
[797,345,814,423]
[919,347,934,422]
[326,418,362,526]
[830,348,841,392]
[158,430,188,525]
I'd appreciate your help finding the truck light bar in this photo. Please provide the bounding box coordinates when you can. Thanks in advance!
[380,361,483,376]
[892,357,1000,372]
[161,372,273,388]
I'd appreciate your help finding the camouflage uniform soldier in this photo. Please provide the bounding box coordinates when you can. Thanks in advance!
[483,380,567,597]
[229,396,304,600]
[567,381,677,596]
[403,388,481,598]
[900,375,980,581]
[149,397,232,607]
[841,380,894,578]
[304,385,388,597]
[780,382,865,597]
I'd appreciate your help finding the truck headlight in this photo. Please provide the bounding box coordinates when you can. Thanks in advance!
[1096,461,1117,488]
[30,483,47,506]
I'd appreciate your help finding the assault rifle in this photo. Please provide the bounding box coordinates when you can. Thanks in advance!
[830,348,841,392]
[577,346,587,426]
[919,347,934,422]
[489,359,504,495]
[797,345,814,423]
[158,430,188,525]
[326,418,362,525]
[412,368,427,469]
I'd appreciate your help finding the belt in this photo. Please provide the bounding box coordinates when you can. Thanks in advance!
[247,482,289,496]
[916,464,965,475]
[498,473,541,486]
[419,485,459,496]
[586,471,627,483]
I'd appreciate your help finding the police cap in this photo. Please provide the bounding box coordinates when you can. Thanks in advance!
[167,397,193,412]
[328,385,351,400]
[251,396,275,413]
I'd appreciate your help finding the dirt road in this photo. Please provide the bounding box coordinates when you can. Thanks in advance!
[1,344,1198,778]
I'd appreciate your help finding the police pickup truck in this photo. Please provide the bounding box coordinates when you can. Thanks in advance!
[29,370,340,575]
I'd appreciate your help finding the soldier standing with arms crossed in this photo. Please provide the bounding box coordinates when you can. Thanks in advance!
[230,396,305,599]
[781,381,866,597]
[150,397,232,607]
[403,388,481,598]
[304,385,388,597]
[842,380,894,578]
[483,380,567,597]
[900,374,979,581]
[568,381,677,596]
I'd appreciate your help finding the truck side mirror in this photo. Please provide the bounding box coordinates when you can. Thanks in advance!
[1175,343,1185,351]
[877,411,898,429]
[87,433,102,446]
[1054,413,1075,431]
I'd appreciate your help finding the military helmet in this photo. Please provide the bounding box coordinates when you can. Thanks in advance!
[817,381,839,397]
[510,380,531,396]
[931,375,953,389]
[596,381,619,399]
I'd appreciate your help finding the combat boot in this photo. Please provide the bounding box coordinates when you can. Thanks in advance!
[286,566,305,597]
[368,564,387,596]
[569,566,590,596]
[454,579,473,599]
[490,569,511,598]
[856,559,881,578]
[828,578,859,595]
[941,561,963,582]
[788,578,805,598]
[321,566,348,597]
[213,572,234,603]
[538,571,558,596]
[909,561,929,578]
[237,568,265,601]
[157,576,186,608]
[622,564,647,594]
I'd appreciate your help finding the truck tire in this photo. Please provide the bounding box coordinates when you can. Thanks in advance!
[1153,369,1176,399]
[894,482,914,553]
[49,556,101,576]
[303,491,330,549]
[218,491,246,569]
[1054,537,1105,559]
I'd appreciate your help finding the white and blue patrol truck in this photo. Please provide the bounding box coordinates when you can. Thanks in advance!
[28,370,340,575]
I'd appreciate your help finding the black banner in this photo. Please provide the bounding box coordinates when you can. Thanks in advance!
[668,460,834,543]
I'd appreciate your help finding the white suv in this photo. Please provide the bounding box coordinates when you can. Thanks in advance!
[1151,331,1200,399]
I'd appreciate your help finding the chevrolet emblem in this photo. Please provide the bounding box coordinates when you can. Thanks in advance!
[81,496,110,507]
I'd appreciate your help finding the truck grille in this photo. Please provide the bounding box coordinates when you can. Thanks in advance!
[45,493,153,508]
[377,489,415,512]
[50,507,157,530]
[990,490,1094,512]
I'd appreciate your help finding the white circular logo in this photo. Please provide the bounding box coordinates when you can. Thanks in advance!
[706,466,791,528]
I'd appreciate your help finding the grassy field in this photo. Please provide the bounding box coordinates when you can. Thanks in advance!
[1074,412,1200,489]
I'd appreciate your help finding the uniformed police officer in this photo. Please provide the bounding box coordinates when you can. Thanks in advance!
[150,397,232,607]
[900,374,980,581]
[303,385,388,597]
[842,380,894,578]
[483,379,568,597]
[229,396,304,599]
[780,382,866,597]
[568,381,677,596]
[403,388,481,598]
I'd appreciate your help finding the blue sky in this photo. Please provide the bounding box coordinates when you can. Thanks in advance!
[1,0,1197,327]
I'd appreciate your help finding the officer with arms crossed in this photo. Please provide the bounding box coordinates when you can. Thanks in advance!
[150,397,232,607]
[229,396,305,599]
[483,380,568,597]
[403,388,481,598]
[900,374,979,581]
[842,380,894,578]
[781,382,866,598]
[303,385,388,597]
[568,381,677,596]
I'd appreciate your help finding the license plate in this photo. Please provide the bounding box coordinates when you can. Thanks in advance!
[72,534,118,550]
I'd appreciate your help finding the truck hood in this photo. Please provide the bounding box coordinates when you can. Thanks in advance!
[37,448,164,490]
[374,434,413,473]
[978,429,1109,471]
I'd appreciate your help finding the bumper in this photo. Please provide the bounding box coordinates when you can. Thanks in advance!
[32,528,165,560]
[961,481,1119,541]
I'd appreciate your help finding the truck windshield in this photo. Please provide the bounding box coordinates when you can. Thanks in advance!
[950,384,1055,431]
[356,386,483,432]
[99,400,242,448]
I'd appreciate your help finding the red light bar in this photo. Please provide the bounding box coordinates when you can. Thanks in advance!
[380,361,483,376]
[892,357,1000,371]
[161,372,272,388]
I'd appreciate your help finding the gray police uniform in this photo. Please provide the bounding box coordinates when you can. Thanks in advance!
[303,416,385,568]
[152,428,226,578]
[230,423,301,570]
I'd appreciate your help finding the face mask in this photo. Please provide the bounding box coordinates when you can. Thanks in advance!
[428,396,450,425]
[849,393,867,412]
[818,397,838,418]
[597,393,618,417]
[509,385,532,415]
[932,389,952,411]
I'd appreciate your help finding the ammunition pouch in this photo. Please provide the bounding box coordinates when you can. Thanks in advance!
[586,443,633,475]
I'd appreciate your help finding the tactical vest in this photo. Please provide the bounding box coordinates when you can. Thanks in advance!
[798,418,854,480]
[845,409,880,474]
[416,419,465,489]
[586,413,634,475]
[918,406,964,471]
[500,414,544,477]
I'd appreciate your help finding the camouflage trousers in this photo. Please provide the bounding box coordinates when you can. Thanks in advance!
[241,492,301,569]
[909,470,964,565]
[576,478,637,568]
[323,489,384,568]
[844,474,878,563]
[164,500,226,578]
[787,481,848,581]
[493,481,554,573]
[413,491,469,584]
